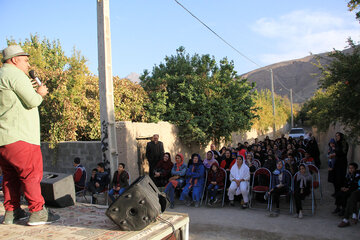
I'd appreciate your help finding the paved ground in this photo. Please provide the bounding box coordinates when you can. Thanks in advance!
[0,168,359,239]
[166,168,360,240]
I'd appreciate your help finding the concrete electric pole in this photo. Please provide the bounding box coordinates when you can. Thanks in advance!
[270,69,276,137]
[97,0,118,178]
[290,88,294,128]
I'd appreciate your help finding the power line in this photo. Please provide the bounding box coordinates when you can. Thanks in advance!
[173,0,262,68]
[174,0,307,101]
[273,73,307,101]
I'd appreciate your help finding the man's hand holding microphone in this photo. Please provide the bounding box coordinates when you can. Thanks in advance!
[29,70,48,98]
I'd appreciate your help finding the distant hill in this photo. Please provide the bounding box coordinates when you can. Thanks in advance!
[125,72,140,83]
[242,52,335,103]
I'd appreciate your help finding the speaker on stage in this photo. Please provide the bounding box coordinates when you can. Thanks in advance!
[106,175,169,231]
[41,171,76,208]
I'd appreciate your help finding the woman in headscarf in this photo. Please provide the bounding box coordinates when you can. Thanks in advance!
[294,163,312,218]
[203,151,218,169]
[220,149,236,172]
[220,150,236,188]
[228,155,250,208]
[334,132,349,194]
[153,152,174,187]
[267,161,290,216]
[164,153,187,208]
[180,153,205,208]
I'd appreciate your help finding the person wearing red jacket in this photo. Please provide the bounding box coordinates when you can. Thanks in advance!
[73,157,87,192]
[207,162,225,205]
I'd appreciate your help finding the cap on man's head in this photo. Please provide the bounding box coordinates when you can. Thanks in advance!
[1,45,30,63]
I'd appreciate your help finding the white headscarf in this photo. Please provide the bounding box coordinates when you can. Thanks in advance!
[230,156,250,182]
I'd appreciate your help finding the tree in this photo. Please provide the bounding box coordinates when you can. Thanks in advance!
[348,0,360,21]
[141,47,257,146]
[2,34,150,147]
[252,89,294,133]
[299,39,360,141]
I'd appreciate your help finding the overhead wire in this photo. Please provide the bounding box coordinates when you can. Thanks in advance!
[173,0,308,102]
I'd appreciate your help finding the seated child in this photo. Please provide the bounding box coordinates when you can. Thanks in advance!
[207,162,225,205]
[108,163,129,203]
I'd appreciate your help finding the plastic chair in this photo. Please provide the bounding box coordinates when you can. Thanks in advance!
[293,171,315,215]
[269,169,293,214]
[75,171,88,202]
[253,159,261,168]
[307,164,322,200]
[200,169,208,206]
[249,168,271,209]
[297,148,306,159]
[204,167,227,207]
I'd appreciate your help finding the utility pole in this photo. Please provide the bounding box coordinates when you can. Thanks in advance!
[270,69,276,137]
[97,0,118,178]
[290,88,294,128]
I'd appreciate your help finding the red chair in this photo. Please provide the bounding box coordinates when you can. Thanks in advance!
[297,148,306,159]
[249,168,271,209]
[307,164,322,200]
[253,159,261,169]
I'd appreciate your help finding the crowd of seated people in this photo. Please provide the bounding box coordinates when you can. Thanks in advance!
[70,132,359,229]
[151,132,360,227]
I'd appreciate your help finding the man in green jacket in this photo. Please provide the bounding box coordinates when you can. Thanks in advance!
[0,45,59,225]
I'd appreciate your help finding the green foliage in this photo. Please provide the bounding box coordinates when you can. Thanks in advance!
[2,34,149,146]
[348,0,360,21]
[113,76,149,122]
[141,47,257,146]
[252,89,295,133]
[299,39,360,141]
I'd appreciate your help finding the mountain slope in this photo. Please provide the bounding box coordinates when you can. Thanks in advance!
[242,53,333,103]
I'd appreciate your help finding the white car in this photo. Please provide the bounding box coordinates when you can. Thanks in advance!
[288,128,305,139]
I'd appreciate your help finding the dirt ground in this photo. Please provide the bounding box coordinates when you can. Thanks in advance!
[167,168,360,240]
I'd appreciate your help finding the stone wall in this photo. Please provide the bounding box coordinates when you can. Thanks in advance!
[41,122,290,180]
[312,124,360,167]
[41,141,102,176]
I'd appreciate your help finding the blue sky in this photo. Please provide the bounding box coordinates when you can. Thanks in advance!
[1,0,359,78]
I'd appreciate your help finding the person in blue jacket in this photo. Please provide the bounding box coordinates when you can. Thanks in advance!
[180,153,205,208]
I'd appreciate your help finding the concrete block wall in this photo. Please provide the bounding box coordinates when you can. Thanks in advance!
[41,141,102,177]
[40,121,290,181]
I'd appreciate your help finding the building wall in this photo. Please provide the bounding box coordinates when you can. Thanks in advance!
[41,122,289,180]
[41,141,102,177]
[312,124,360,167]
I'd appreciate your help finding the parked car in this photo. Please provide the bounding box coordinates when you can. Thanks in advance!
[288,128,305,139]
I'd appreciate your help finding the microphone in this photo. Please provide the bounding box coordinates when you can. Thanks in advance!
[29,70,42,86]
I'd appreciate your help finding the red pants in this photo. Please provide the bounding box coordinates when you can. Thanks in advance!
[0,141,45,212]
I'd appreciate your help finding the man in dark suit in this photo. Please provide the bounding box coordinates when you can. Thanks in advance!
[146,134,164,181]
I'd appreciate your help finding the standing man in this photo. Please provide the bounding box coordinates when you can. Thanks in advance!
[73,157,87,192]
[0,45,59,225]
[146,134,164,181]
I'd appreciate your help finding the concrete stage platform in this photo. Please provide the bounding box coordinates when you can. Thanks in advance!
[0,201,189,240]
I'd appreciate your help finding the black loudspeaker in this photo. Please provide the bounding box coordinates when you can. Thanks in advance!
[40,171,76,208]
[106,175,169,231]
